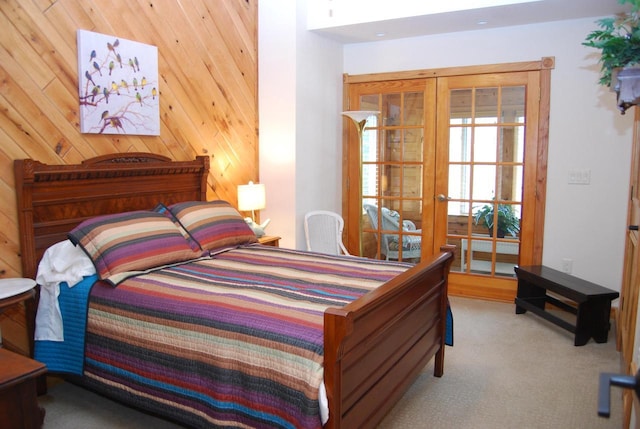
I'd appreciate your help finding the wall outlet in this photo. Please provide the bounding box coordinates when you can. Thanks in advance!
[562,258,573,274]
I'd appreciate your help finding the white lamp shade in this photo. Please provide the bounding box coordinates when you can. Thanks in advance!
[237,181,266,211]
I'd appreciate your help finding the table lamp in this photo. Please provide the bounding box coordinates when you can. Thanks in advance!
[238,181,266,221]
[238,181,269,237]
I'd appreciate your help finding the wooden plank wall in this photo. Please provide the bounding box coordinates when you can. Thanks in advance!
[0,0,258,354]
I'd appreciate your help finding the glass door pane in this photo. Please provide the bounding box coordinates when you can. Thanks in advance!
[360,89,428,263]
[447,85,525,277]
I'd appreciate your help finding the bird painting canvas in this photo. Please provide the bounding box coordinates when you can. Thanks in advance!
[77,30,159,135]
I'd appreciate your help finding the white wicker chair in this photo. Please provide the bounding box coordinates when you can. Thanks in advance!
[363,204,422,261]
[304,211,349,256]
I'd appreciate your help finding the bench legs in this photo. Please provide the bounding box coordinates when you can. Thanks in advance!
[515,279,546,314]
[575,299,613,346]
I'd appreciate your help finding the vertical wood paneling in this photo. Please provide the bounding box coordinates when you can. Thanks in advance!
[0,0,258,353]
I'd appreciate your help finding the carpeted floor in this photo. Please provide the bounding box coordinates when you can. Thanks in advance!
[38,296,623,428]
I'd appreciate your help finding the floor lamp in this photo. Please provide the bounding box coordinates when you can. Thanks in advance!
[342,110,379,256]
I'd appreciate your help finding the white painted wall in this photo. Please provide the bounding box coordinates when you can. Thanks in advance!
[294,0,344,251]
[260,7,633,292]
[258,2,297,248]
[259,0,344,250]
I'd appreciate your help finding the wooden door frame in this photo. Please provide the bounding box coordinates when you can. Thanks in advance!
[342,58,553,301]
[620,107,640,427]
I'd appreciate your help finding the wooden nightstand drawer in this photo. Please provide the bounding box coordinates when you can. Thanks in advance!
[258,236,280,247]
[0,348,46,429]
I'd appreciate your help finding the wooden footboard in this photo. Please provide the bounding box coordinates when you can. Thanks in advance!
[324,246,454,429]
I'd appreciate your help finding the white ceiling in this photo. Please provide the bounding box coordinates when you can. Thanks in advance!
[309,0,629,43]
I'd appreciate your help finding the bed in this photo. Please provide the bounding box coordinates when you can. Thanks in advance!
[13,153,454,429]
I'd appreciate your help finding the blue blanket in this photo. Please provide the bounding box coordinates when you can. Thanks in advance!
[446,303,454,346]
[34,274,97,374]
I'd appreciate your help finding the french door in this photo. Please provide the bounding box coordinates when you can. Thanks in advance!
[343,60,550,300]
[344,79,436,264]
[434,71,542,300]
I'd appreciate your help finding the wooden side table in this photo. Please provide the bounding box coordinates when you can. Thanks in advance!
[0,348,46,428]
[258,235,281,247]
[0,278,37,354]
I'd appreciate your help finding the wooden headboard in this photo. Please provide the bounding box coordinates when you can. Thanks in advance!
[14,153,210,279]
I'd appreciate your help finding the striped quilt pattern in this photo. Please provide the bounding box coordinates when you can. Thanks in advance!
[83,245,411,429]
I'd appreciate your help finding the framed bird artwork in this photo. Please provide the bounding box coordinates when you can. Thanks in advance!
[77,30,160,135]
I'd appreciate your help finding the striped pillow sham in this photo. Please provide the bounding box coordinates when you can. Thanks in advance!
[167,200,257,253]
[68,210,202,285]
[152,203,203,252]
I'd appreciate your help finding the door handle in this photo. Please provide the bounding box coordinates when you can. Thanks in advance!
[598,371,640,417]
[436,194,451,202]
[629,225,639,231]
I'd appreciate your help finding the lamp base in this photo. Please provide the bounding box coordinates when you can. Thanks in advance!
[244,217,269,238]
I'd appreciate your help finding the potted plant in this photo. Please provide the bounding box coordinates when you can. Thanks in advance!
[583,0,640,113]
[473,203,520,238]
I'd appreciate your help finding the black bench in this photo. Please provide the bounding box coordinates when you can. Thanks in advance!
[514,265,619,346]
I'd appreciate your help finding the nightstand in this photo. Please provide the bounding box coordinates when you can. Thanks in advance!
[0,278,37,352]
[258,236,281,247]
[0,348,46,429]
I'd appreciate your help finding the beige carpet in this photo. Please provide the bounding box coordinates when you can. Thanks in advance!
[38,296,623,428]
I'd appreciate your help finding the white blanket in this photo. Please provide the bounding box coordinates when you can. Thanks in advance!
[35,240,96,341]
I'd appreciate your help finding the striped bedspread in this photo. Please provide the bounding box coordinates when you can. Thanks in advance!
[82,245,412,429]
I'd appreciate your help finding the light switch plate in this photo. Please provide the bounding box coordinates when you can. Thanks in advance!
[568,169,591,185]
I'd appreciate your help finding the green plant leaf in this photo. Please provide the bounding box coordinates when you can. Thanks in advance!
[583,2,640,86]
[473,203,520,237]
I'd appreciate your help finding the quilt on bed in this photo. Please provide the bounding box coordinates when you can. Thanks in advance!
[80,245,415,429]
